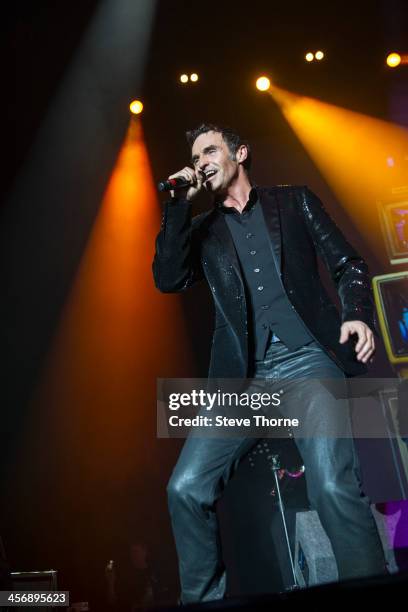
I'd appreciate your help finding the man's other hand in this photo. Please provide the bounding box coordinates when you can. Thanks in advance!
[339,321,375,363]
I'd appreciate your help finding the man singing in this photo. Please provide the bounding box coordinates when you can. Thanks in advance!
[153,124,387,604]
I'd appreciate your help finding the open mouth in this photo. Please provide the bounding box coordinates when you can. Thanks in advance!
[204,169,217,181]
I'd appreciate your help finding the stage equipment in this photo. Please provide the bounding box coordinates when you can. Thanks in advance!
[295,503,405,587]
[9,570,59,611]
[372,272,408,370]
[295,510,338,587]
[378,198,408,265]
[376,384,408,495]
[248,441,306,590]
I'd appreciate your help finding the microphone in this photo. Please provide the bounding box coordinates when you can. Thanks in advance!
[157,177,192,192]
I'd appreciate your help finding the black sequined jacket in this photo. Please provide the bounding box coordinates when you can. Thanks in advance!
[153,185,375,377]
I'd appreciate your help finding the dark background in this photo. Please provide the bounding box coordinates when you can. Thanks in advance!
[1,0,408,607]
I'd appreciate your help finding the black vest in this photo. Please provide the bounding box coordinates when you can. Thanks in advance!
[223,198,313,359]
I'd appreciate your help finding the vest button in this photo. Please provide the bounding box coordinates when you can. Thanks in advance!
[257,286,264,291]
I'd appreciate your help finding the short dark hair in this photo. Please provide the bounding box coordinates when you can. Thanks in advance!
[186,123,252,171]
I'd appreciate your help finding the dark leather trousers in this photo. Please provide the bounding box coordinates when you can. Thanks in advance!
[167,341,387,604]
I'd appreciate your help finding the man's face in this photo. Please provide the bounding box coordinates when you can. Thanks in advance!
[191,131,240,194]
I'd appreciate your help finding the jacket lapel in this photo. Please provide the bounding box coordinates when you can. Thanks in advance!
[259,188,282,272]
[208,209,243,280]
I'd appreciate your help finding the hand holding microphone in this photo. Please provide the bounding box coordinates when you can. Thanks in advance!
[158,167,204,201]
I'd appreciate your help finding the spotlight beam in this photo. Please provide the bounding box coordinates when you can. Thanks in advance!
[266,84,408,263]
[0,0,157,425]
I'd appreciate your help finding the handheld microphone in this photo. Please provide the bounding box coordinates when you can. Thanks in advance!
[157,177,192,192]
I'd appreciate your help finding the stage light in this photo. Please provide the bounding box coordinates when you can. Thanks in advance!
[256,76,271,91]
[129,100,143,115]
[305,52,314,62]
[315,51,324,61]
[190,73,199,82]
[386,53,401,68]
[180,74,189,83]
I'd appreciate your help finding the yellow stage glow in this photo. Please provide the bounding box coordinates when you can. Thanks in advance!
[305,52,314,62]
[386,53,401,68]
[190,73,199,82]
[256,76,271,91]
[180,74,189,83]
[266,84,408,264]
[129,100,143,114]
[315,51,324,60]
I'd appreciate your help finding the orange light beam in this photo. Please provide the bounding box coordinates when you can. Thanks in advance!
[19,119,193,507]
